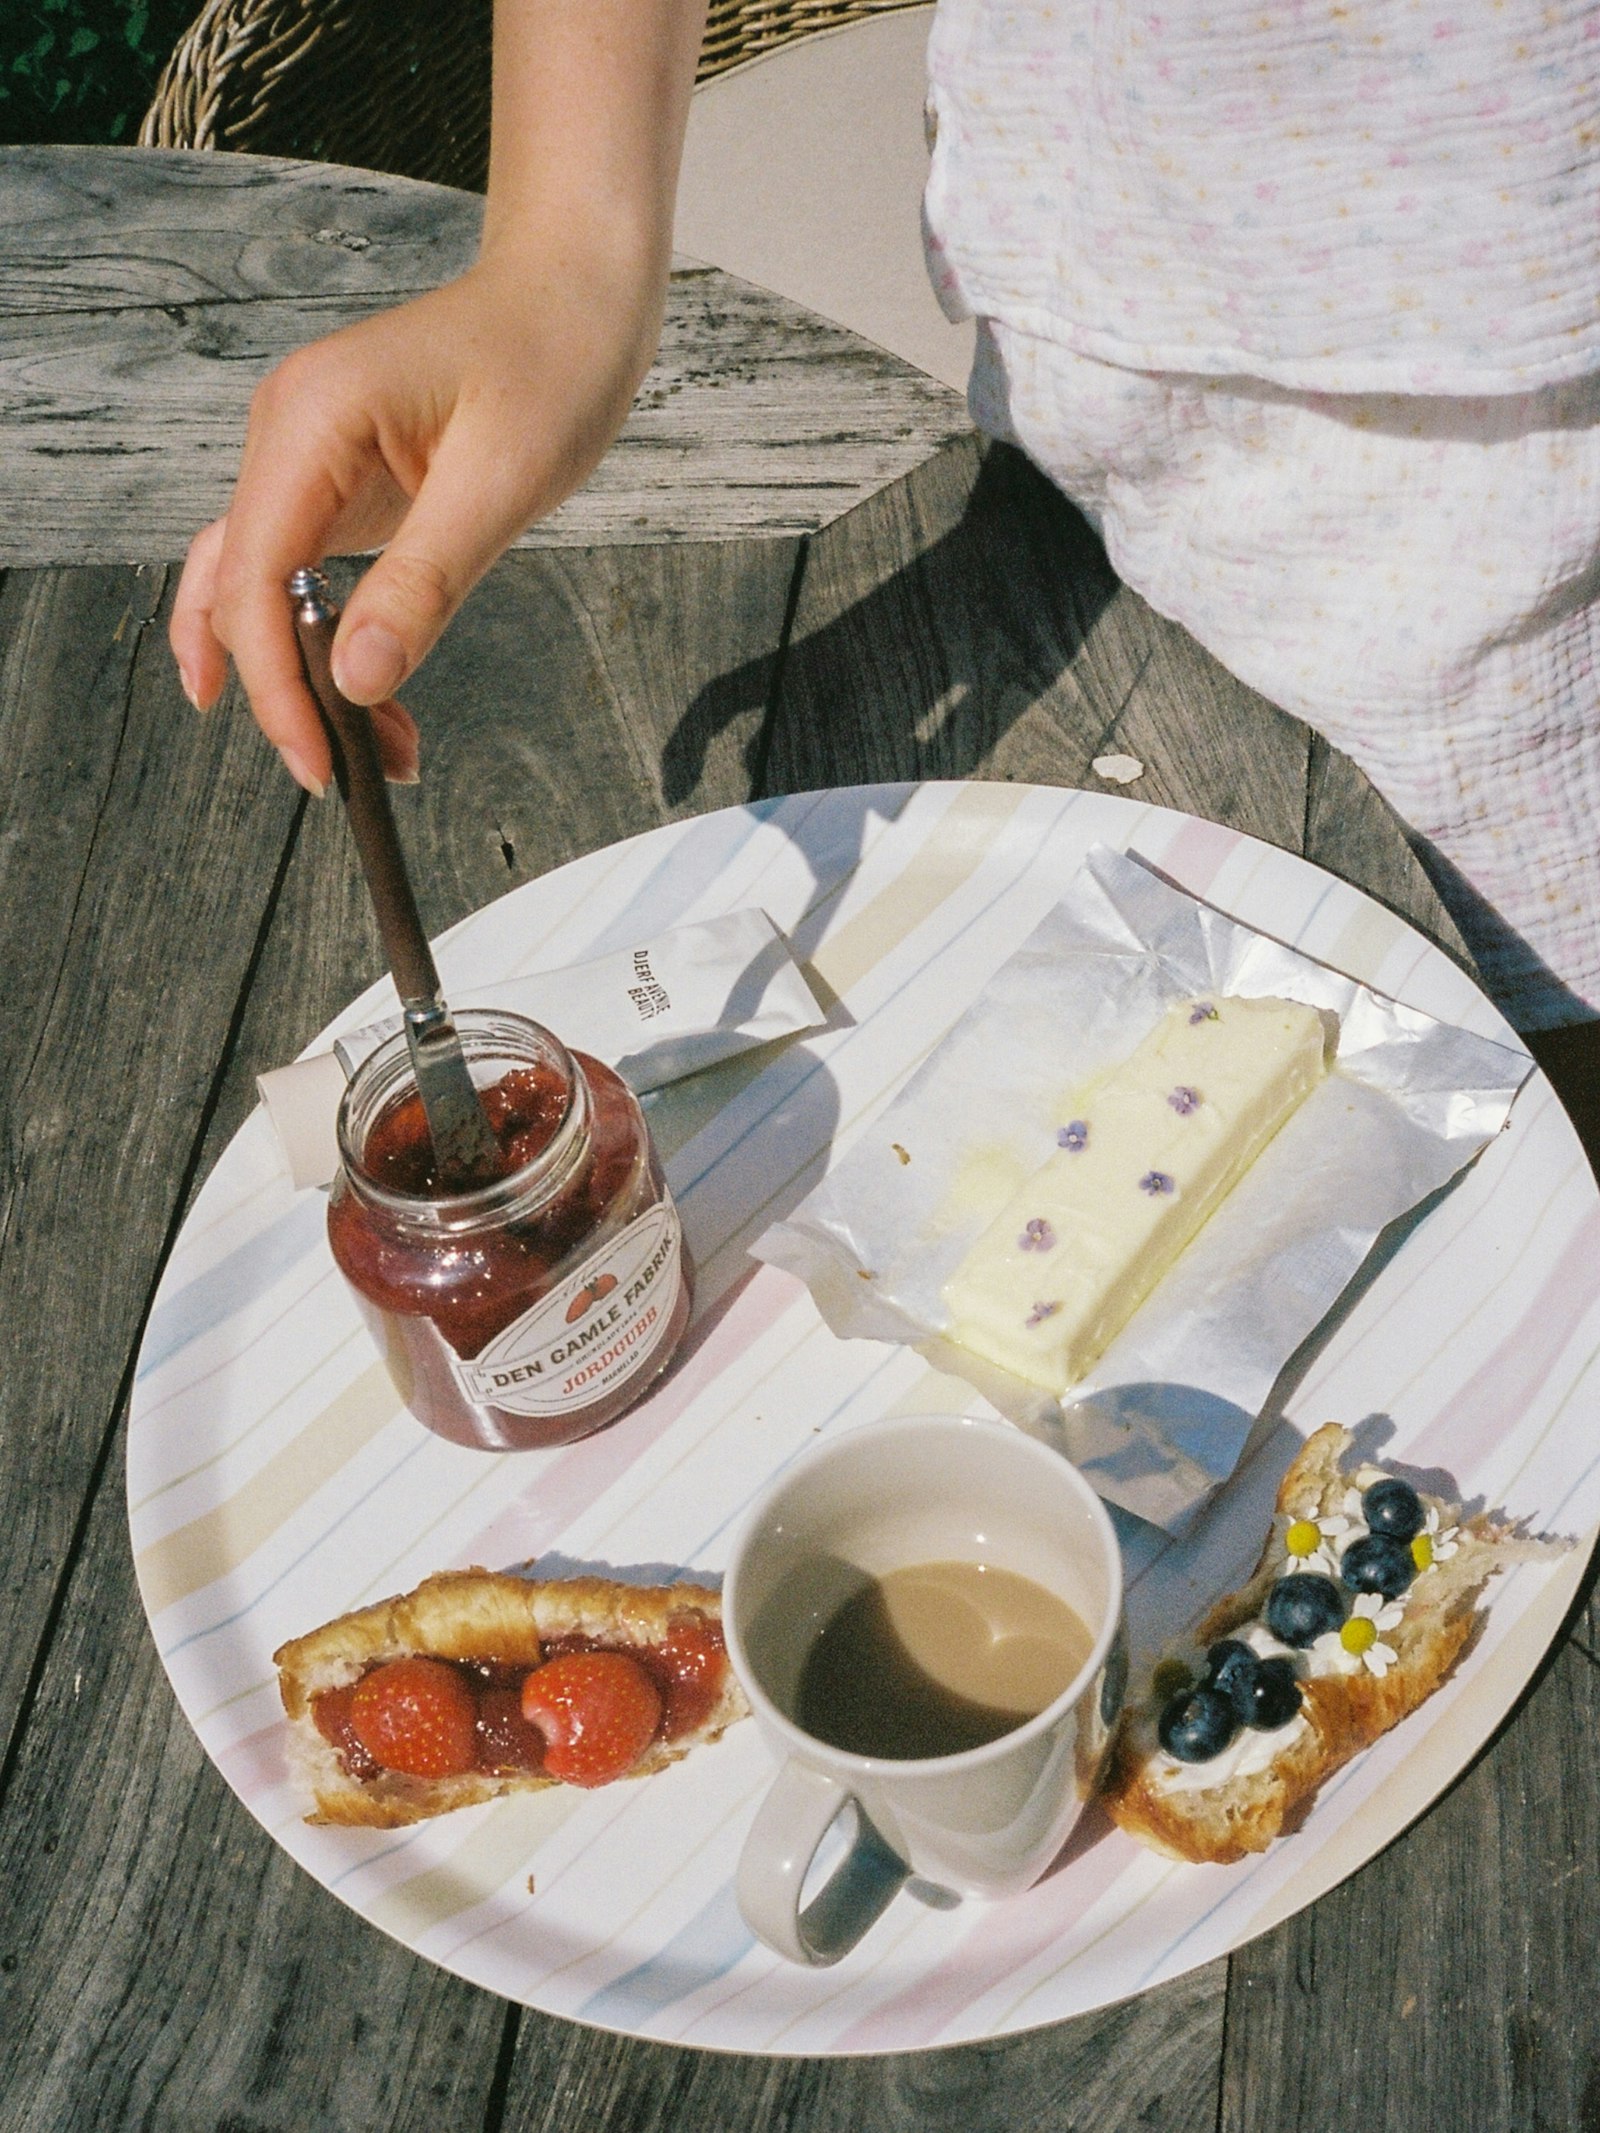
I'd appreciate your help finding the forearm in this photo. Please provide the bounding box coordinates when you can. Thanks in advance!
[172,0,710,785]
[483,0,708,303]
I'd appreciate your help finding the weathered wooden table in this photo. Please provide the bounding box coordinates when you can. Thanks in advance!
[2,146,1596,2132]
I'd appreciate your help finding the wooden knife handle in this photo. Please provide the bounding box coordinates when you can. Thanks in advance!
[291,601,441,1012]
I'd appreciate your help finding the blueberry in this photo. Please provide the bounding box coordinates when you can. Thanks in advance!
[1205,1639,1260,1716]
[1239,1656,1302,1730]
[1341,1532,1415,1600]
[1265,1573,1346,1648]
[1157,1684,1239,1764]
[1362,1477,1425,1542]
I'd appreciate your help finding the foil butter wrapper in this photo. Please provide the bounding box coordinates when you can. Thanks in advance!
[752,847,1533,1533]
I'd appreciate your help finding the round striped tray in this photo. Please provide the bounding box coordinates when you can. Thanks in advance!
[127,783,1600,2053]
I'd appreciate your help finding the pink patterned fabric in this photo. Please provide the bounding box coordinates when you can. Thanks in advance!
[924,1,1600,1028]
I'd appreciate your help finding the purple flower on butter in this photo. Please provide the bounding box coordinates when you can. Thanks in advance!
[1168,1085,1201,1116]
[1057,1120,1089,1152]
[1019,1218,1057,1252]
[1139,1170,1176,1196]
[1189,1002,1219,1025]
[1025,1300,1062,1328]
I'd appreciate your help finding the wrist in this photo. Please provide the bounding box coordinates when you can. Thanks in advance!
[478,181,671,302]
[467,212,671,397]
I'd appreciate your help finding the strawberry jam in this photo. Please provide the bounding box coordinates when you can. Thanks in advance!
[327,1012,691,1451]
[311,1620,728,1784]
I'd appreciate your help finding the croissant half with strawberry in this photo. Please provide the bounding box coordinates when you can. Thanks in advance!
[275,1570,748,1826]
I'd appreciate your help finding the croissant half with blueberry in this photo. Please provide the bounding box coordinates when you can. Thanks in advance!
[1101,1424,1562,1865]
[275,1570,748,1827]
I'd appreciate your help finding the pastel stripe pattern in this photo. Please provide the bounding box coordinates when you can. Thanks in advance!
[127,783,1600,2053]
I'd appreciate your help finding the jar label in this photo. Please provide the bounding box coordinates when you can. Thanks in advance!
[451,1202,684,1417]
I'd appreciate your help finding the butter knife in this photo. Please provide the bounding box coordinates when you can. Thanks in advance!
[289,566,502,1191]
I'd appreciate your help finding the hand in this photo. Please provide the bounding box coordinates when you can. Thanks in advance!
[170,237,665,795]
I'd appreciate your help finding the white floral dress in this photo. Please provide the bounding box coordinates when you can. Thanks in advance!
[924,0,1600,1030]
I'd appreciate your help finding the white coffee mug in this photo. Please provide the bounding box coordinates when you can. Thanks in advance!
[724,1413,1126,1965]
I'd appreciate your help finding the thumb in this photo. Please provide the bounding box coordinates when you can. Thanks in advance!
[330,419,541,704]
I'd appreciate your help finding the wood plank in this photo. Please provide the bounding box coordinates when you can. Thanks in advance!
[767,432,1486,947]
[1081,601,1309,854]
[0,1469,512,2133]
[0,149,968,565]
[0,564,299,1759]
[0,566,156,1107]
[1219,1640,1600,2133]
[496,1959,1227,2132]
[0,536,797,2127]
[765,438,1310,861]
[0,146,484,312]
[765,437,1139,791]
[1304,734,1467,959]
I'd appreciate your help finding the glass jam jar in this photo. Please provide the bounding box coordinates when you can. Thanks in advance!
[327,1010,691,1450]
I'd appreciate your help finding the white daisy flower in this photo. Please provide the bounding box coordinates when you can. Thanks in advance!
[1413,1506,1459,1569]
[1282,1508,1353,1578]
[1339,1487,1373,1537]
[1337,1592,1404,1677]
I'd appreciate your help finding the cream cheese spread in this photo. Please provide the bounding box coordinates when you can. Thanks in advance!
[1151,1708,1310,1792]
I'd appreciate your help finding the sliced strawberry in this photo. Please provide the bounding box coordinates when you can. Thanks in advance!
[519,1650,662,1787]
[311,1682,381,1781]
[349,1656,479,1779]
[652,1616,729,1741]
[476,1686,547,1775]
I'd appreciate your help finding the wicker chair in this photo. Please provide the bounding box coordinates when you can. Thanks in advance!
[139,0,927,192]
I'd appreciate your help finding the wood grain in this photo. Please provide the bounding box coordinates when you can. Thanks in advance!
[0,565,297,1761]
[495,1960,1228,2133]
[0,147,967,564]
[764,438,1134,792]
[1304,733,1470,960]
[0,537,800,2130]
[1083,602,1309,853]
[0,146,485,312]
[1220,1637,1600,2133]
[0,1471,511,2133]
[764,438,1311,861]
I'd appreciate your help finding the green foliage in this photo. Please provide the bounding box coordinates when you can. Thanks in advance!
[0,0,198,145]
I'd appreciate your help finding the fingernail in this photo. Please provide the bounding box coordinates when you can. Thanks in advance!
[282,748,326,800]
[178,664,204,712]
[332,623,407,704]
[388,762,422,787]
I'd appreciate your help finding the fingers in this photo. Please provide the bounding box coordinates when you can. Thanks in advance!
[175,525,419,784]
[170,517,232,712]
[178,290,573,792]
[215,386,361,792]
[330,550,450,705]
[199,335,425,793]
[173,513,331,797]
[329,411,551,705]
[177,549,421,800]
[368,698,422,784]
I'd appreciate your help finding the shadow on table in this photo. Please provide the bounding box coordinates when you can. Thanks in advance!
[662,441,1121,808]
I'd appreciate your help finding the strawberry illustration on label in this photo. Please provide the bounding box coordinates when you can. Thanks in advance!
[451,1205,683,1419]
[566,1272,619,1324]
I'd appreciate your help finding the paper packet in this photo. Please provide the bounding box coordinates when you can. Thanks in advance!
[753,848,1532,1532]
[259,908,824,1191]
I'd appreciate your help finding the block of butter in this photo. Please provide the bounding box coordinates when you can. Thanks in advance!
[940,995,1329,1394]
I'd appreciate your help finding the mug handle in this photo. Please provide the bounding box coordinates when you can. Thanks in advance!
[736,1762,909,1966]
